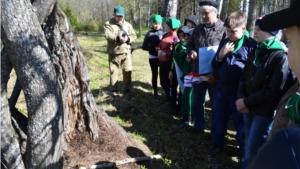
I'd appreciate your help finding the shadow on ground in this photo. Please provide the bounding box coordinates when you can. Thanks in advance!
[92,80,242,169]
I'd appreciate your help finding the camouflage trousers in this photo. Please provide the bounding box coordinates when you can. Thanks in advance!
[109,52,132,91]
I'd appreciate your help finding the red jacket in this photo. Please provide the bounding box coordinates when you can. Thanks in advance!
[157,31,178,62]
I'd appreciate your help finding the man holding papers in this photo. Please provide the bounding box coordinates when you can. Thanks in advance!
[186,0,226,134]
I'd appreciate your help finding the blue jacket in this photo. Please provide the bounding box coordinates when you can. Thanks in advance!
[212,37,257,94]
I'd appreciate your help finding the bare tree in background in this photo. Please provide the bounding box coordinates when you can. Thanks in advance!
[246,0,257,37]
[216,0,223,16]
[161,0,178,18]
[243,0,249,16]
[267,0,274,13]
[223,0,230,21]
[239,0,243,11]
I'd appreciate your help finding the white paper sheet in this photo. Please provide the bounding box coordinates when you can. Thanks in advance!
[198,46,219,74]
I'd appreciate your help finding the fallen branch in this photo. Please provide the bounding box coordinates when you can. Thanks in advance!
[80,154,165,169]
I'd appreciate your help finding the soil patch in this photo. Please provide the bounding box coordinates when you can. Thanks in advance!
[63,120,159,169]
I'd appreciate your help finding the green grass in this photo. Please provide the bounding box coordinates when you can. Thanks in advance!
[76,31,242,169]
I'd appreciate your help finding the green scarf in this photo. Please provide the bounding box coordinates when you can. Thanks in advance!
[253,37,284,67]
[223,30,250,55]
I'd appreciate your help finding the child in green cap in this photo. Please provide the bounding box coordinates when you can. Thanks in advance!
[142,14,165,99]
[156,18,180,104]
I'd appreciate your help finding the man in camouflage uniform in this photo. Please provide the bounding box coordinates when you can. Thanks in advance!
[104,6,137,96]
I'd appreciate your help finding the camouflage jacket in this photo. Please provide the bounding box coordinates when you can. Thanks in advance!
[104,18,137,54]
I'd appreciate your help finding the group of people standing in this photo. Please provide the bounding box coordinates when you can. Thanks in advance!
[104,0,300,168]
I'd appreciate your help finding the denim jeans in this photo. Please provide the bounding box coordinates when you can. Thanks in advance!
[192,81,217,134]
[213,88,243,147]
[241,113,273,169]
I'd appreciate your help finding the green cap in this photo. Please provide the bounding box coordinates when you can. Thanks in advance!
[114,6,125,16]
[286,92,300,124]
[152,14,163,24]
[166,18,181,29]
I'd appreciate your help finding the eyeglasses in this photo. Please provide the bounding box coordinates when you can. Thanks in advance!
[201,11,211,16]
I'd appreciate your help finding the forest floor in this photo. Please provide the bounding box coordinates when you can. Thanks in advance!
[8,31,242,169]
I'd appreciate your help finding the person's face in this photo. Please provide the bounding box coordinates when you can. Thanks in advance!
[153,22,162,30]
[254,26,272,42]
[201,8,217,26]
[186,21,194,29]
[226,26,246,41]
[285,26,300,81]
[114,14,124,24]
[178,32,185,42]
[164,23,171,32]
[185,34,191,44]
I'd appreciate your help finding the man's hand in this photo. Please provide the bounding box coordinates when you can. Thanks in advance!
[186,55,191,62]
[169,71,173,80]
[206,73,217,83]
[190,51,198,61]
[158,50,166,60]
[239,107,250,114]
[120,36,128,43]
[236,98,249,113]
[218,42,235,60]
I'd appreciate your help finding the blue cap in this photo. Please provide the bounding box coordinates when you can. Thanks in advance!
[114,6,125,16]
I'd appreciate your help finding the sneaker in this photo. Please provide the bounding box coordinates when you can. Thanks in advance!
[184,120,192,126]
[178,118,189,125]
[207,144,222,156]
[111,90,118,97]
[186,127,203,134]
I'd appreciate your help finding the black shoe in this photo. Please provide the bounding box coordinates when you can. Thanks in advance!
[124,89,132,96]
[207,144,222,156]
[186,127,203,134]
[160,98,170,105]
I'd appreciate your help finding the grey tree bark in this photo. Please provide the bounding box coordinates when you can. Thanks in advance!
[243,0,249,16]
[1,0,64,168]
[239,0,244,11]
[1,0,151,168]
[161,0,178,18]
[1,50,26,169]
[223,0,229,21]
[268,0,274,13]
[216,0,223,16]
[246,0,257,37]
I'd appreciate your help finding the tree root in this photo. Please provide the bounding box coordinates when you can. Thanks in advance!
[79,154,165,169]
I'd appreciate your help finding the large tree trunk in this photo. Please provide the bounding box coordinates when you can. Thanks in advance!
[1,0,151,168]
[1,0,64,168]
[1,49,26,169]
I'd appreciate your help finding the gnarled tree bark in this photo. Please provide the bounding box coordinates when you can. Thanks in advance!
[1,0,63,168]
[1,0,151,168]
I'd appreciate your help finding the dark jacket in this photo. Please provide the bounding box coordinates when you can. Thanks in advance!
[142,28,165,56]
[237,49,290,117]
[212,37,257,94]
[187,19,226,77]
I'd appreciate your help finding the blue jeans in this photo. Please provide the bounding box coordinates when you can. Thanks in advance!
[192,81,217,134]
[241,113,273,169]
[213,88,243,147]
